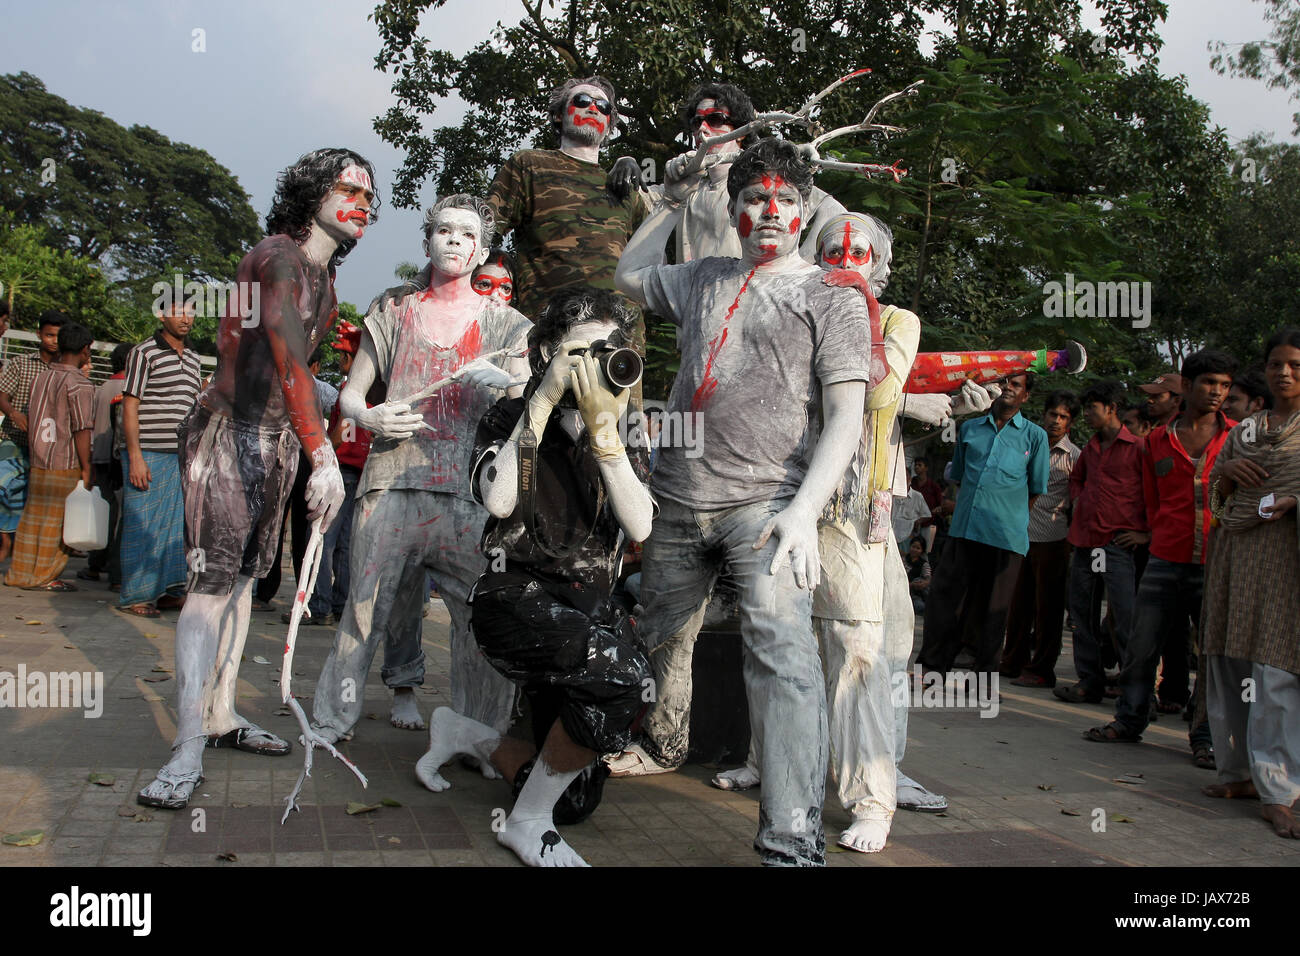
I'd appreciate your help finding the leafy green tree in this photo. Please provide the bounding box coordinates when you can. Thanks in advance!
[1210,0,1300,133]
[0,72,261,307]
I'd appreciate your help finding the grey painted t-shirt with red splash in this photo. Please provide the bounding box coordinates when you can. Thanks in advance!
[358,293,531,501]
[642,256,872,510]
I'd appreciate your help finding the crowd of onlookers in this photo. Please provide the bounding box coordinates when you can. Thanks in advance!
[892,332,1300,838]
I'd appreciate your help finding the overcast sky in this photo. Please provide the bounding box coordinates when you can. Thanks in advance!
[2,0,1295,310]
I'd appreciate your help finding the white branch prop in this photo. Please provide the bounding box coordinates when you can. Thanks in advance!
[390,346,519,407]
[280,519,368,824]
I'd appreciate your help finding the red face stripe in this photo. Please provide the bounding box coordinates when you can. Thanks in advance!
[738,213,754,238]
[788,216,801,234]
[568,105,605,133]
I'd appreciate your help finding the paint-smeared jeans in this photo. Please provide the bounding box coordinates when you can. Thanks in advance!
[1113,557,1202,736]
[1065,542,1137,697]
[308,465,360,618]
[638,497,828,867]
[311,489,515,740]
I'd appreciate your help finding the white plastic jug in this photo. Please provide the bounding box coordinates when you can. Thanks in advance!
[63,481,109,551]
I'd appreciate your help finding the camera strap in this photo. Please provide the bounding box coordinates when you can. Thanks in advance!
[516,422,603,560]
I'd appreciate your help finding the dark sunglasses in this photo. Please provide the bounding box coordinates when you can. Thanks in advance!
[570,92,613,116]
[690,108,732,128]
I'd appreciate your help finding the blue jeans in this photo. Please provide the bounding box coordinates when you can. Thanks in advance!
[639,497,828,867]
[1066,542,1137,696]
[1114,557,1203,736]
[308,466,360,618]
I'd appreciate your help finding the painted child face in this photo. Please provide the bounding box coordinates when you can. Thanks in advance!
[730,174,804,264]
[315,164,374,243]
[562,83,612,146]
[423,207,488,279]
[471,261,514,303]
[692,97,741,157]
[818,224,873,275]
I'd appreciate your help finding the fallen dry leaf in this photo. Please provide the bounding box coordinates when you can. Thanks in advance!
[116,806,138,818]
[252,656,269,665]
[1037,784,1056,791]
[87,773,115,786]
[143,632,158,639]
[142,676,170,683]
[1061,808,1082,816]
[2,829,44,846]
[230,802,249,809]
[216,852,237,862]
[150,666,171,673]
[345,801,381,816]
[25,620,41,626]
[1112,814,1134,823]
[133,811,153,823]
[387,836,401,845]
[380,798,402,808]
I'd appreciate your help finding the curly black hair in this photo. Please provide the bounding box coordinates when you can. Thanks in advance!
[726,138,814,203]
[265,148,380,269]
[679,82,757,146]
[526,287,637,383]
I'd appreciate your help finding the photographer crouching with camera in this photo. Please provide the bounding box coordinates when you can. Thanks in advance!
[413,286,656,868]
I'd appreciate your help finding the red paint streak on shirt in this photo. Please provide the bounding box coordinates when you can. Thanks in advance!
[691,268,756,410]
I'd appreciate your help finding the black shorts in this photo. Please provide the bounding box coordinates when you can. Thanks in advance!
[179,406,300,595]
[470,573,650,755]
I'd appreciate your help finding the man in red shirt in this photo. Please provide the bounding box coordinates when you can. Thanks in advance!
[1085,350,1237,741]
[1054,381,1148,703]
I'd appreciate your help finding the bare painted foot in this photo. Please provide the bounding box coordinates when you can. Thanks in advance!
[839,811,892,853]
[1261,804,1300,838]
[414,707,497,792]
[498,815,589,867]
[710,765,760,791]
[390,688,426,731]
[1202,779,1258,799]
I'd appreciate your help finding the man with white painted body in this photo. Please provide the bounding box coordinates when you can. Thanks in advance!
[709,213,971,851]
[614,139,870,866]
[138,149,376,810]
[310,195,531,745]
[612,82,846,263]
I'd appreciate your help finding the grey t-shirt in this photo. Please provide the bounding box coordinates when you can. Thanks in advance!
[358,294,531,501]
[642,256,872,509]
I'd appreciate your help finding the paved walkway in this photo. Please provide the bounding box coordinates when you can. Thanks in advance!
[1,559,1296,868]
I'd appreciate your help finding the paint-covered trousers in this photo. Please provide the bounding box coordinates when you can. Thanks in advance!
[311,489,515,740]
[1206,655,1300,806]
[639,497,828,867]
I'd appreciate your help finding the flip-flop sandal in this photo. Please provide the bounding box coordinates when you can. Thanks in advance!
[208,726,292,756]
[114,603,160,618]
[1192,746,1216,770]
[897,785,950,812]
[1083,722,1142,743]
[136,769,204,810]
[24,580,77,592]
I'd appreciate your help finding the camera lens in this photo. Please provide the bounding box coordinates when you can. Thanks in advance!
[601,347,643,390]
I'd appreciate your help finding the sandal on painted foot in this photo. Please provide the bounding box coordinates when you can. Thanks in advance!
[1082,722,1142,743]
[605,742,676,778]
[208,725,291,756]
[114,602,160,618]
[137,768,203,810]
[896,772,949,812]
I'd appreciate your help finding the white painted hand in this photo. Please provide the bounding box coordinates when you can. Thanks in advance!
[900,392,953,427]
[456,357,513,391]
[358,401,423,441]
[304,449,345,531]
[664,151,720,203]
[950,379,998,418]
[753,503,820,591]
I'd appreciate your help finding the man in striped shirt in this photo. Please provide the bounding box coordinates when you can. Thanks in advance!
[116,302,202,617]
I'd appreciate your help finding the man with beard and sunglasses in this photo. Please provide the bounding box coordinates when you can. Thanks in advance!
[487,78,647,317]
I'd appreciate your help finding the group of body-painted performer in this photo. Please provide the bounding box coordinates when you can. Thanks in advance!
[137,74,1072,867]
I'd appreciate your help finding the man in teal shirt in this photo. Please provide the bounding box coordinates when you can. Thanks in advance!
[918,372,1050,675]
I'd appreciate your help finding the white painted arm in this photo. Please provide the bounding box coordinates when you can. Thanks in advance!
[615,203,684,307]
[339,332,423,441]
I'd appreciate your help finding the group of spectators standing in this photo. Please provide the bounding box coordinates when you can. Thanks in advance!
[895,338,1300,839]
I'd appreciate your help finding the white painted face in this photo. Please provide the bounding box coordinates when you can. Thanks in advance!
[818,224,873,276]
[729,174,804,264]
[422,207,488,278]
[314,164,374,243]
[561,83,613,146]
[693,97,741,157]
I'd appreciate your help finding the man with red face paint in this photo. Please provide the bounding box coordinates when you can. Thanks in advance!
[615,139,872,866]
[619,83,846,264]
[138,149,377,810]
[310,194,532,746]
[487,78,647,328]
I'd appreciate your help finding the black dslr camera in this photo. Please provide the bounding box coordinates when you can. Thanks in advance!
[572,339,643,392]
